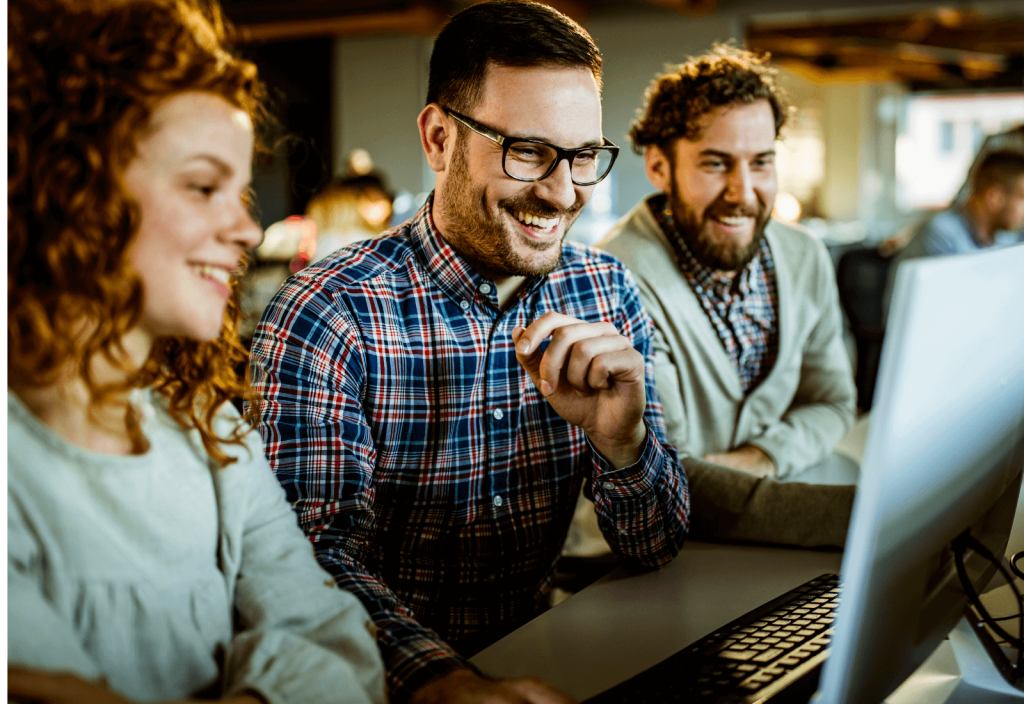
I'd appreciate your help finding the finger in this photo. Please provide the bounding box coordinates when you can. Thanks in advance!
[514,312,581,356]
[512,326,544,385]
[534,323,620,394]
[584,347,645,391]
[509,677,579,704]
[564,335,634,392]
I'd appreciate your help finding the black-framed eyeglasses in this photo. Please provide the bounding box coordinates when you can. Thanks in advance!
[445,108,619,187]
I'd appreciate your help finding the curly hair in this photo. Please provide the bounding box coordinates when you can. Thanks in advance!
[8,0,265,466]
[629,44,790,154]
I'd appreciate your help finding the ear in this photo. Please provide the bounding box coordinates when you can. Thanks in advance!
[982,183,1007,212]
[644,144,672,192]
[418,104,454,174]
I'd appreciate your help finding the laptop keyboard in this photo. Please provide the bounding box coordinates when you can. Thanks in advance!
[583,573,840,703]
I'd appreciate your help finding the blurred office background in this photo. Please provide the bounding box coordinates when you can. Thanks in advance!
[224,0,1024,408]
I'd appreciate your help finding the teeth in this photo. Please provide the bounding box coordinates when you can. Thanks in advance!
[514,210,557,230]
[191,264,231,284]
[715,216,753,226]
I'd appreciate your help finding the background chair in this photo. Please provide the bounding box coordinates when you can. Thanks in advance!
[835,245,895,412]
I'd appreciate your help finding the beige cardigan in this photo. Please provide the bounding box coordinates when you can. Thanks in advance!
[600,196,857,480]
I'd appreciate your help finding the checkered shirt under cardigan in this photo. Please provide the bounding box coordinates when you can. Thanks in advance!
[249,197,690,703]
[652,196,780,393]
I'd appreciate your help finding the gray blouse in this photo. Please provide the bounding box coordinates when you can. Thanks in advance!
[7,391,386,704]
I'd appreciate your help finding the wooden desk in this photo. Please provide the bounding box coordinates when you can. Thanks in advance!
[470,541,841,702]
[471,486,1024,703]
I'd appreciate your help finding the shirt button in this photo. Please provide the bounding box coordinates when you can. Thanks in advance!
[493,408,504,420]
[479,283,492,294]
[602,481,614,490]
[459,299,470,311]
[493,495,504,507]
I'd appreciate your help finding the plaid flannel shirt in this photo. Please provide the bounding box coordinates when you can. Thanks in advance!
[654,197,780,393]
[249,198,689,702]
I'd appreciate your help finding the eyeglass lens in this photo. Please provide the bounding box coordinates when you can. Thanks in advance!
[504,142,614,185]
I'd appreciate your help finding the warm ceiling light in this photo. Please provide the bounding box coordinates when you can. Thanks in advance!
[934,8,963,28]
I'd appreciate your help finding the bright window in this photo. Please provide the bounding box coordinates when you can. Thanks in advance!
[895,92,1024,210]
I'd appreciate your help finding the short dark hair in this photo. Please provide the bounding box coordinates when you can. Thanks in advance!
[973,150,1024,194]
[426,0,602,113]
[629,44,789,154]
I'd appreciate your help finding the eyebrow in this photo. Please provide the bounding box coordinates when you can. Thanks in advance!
[516,134,605,149]
[698,149,777,159]
[183,154,234,175]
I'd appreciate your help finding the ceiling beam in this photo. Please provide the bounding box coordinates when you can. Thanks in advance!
[235,2,451,42]
[637,0,719,18]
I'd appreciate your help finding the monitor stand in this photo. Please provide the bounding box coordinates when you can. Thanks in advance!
[883,608,1024,703]
[883,482,1024,704]
[946,614,1024,703]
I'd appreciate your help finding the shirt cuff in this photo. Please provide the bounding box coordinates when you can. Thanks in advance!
[387,636,478,704]
[589,420,660,494]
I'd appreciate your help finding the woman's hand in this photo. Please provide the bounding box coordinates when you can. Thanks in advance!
[8,668,130,704]
[7,667,266,704]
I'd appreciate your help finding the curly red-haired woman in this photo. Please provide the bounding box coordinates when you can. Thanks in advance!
[7,1,385,702]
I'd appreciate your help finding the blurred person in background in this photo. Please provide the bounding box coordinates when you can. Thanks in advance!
[899,149,1024,259]
[599,46,858,545]
[881,124,1024,257]
[953,123,1024,206]
[7,1,385,702]
[306,150,395,262]
[249,1,690,702]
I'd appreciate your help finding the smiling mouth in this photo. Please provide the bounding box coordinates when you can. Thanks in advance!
[189,263,232,285]
[511,209,560,237]
[711,214,755,228]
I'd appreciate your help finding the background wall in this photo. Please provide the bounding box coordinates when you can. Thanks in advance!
[333,35,433,202]
[325,8,904,237]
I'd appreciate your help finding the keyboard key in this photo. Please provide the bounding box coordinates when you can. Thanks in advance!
[753,648,785,663]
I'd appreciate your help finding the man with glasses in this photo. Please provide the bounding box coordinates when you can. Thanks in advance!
[250,2,689,703]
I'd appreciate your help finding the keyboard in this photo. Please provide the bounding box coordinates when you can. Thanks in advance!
[583,573,840,704]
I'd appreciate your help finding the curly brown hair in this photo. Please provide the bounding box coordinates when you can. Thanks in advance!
[8,0,265,466]
[629,44,790,154]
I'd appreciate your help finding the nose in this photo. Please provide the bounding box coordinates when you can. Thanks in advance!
[532,158,579,212]
[724,163,756,207]
[221,196,263,250]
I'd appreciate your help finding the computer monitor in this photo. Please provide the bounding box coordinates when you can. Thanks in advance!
[814,243,1024,704]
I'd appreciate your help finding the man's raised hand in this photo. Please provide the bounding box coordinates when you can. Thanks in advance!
[513,312,647,469]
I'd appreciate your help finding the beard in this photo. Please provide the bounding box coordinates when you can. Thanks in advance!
[666,176,771,272]
[435,139,585,279]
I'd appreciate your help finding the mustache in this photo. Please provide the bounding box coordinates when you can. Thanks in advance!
[498,195,583,219]
[706,202,761,219]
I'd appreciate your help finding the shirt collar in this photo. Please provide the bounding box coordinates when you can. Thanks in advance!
[409,193,549,310]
